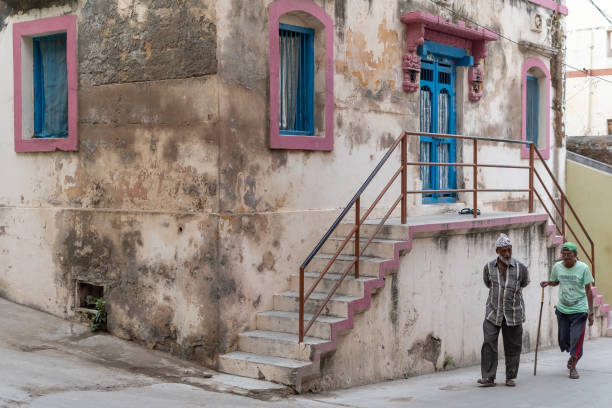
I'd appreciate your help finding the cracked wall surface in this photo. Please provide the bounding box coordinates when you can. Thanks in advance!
[0,0,568,373]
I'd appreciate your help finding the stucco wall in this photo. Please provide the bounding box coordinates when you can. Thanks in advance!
[566,159,612,303]
[0,0,569,369]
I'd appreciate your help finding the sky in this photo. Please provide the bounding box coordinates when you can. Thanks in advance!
[566,0,612,30]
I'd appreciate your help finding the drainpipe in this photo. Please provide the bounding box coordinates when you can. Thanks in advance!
[587,29,594,135]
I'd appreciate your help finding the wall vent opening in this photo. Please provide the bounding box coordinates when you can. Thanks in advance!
[75,281,104,313]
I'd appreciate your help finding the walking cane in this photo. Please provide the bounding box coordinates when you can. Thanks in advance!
[534,286,545,375]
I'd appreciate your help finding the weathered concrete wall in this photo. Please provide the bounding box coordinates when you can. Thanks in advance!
[0,0,223,367]
[304,224,582,390]
[567,136,612,165]
[0,0,569,371]
[566,158,612,306]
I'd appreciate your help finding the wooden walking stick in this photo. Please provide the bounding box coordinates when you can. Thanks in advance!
[534,286,545,375]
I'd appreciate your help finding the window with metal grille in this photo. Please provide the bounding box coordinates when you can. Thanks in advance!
[526,75,539,146]
[279,23,314,135]
[438,71,450,85]
[33,33,68,138]
[421,68,433,82]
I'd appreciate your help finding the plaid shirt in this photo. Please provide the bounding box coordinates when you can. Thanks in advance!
[483,257,530,326]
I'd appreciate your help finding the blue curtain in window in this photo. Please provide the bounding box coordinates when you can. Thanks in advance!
[526,75,539,146]
[34,34,68,138]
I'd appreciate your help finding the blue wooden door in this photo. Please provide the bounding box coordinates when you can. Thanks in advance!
[419,53,457,203]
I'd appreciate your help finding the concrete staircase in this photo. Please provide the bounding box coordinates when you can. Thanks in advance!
[218,213,611,391]
[218,222,411,391]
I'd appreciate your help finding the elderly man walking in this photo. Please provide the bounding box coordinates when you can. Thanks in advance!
[540,242,594,379]
[477,233,530,387]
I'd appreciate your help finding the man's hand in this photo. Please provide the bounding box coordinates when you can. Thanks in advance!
[588,313,594,326]
[540,281,550,287]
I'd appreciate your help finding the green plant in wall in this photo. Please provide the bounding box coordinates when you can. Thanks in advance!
[88,297,107,332]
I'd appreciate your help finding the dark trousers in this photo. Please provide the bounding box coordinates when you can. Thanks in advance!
[555,309,588,359]
[481,318,523,380]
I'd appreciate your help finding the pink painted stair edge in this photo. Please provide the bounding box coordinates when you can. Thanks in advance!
[294,213,564,387]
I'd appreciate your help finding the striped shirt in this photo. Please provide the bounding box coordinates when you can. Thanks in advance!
[483,257,530,326]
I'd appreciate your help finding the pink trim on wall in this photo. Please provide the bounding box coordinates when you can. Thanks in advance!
[567,68,612,78]
[269,0,333,151]
[521,57,550,160]
[400,11,498,100]
[527,0,569,16]
[13,14,78,153]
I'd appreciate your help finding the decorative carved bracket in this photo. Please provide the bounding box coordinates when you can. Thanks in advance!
[400,11,498,102]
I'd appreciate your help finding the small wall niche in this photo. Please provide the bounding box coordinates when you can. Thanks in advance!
[74,281,104,313]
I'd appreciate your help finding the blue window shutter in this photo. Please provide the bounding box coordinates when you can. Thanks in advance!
[526,75,539,146]
[33,38,45,135]
[33,33,68,138]
[279,23,314,136]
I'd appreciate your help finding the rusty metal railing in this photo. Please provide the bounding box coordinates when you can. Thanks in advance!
[298,131,594,342]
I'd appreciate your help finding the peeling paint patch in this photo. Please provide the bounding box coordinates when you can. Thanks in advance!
[78,0,217,86]
[344,18,401,92]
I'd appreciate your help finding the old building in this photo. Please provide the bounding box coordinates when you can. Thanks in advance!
[0,0,608,392]
[565,0,612,137]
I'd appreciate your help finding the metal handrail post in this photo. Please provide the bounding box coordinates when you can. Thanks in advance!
[473,139,478,218]
[299,267,304,343]
[529,143,534,213]
[401,135,407,224]
[355,197,360,279]
[561,197,565,238]
[592,246,596,282]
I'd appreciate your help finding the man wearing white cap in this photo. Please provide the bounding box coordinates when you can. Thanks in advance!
[477,233,530,387]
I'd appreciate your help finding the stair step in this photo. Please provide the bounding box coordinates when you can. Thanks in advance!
[290,272,378,297]
[309,254,389,277]
[218,351,311,386]
[273,291,361,317]
[321,237,404,258]
[238,330,328,360]
[335,222,408,240]
[257,310,345,340]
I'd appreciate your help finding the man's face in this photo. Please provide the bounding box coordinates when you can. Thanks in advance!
[561,249,576,267]
[496,245,512,261]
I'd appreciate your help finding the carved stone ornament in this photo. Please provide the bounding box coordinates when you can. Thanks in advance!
[400,11,498,102]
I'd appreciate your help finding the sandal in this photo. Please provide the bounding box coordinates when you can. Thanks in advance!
[569,368,580,379]
[567,356,580,369]
[477,378,496,387]
[505,379,516,387]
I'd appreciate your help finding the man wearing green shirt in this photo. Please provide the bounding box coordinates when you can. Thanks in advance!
[541,242,594,379]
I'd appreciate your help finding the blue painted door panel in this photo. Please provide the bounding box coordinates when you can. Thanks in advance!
[526,75,539,146]
[419,51,457,203]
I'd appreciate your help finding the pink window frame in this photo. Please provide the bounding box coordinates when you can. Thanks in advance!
[521,57,550,160]
[269,0,334,150]
[13,14,78,152]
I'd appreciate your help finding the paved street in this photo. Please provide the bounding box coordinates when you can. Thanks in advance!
[1,297,611,408]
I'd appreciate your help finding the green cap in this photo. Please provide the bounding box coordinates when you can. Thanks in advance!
[562,242,577,251]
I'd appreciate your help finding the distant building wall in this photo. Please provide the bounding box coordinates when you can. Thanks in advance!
[566,156,612,304]
[565,26,612,136]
